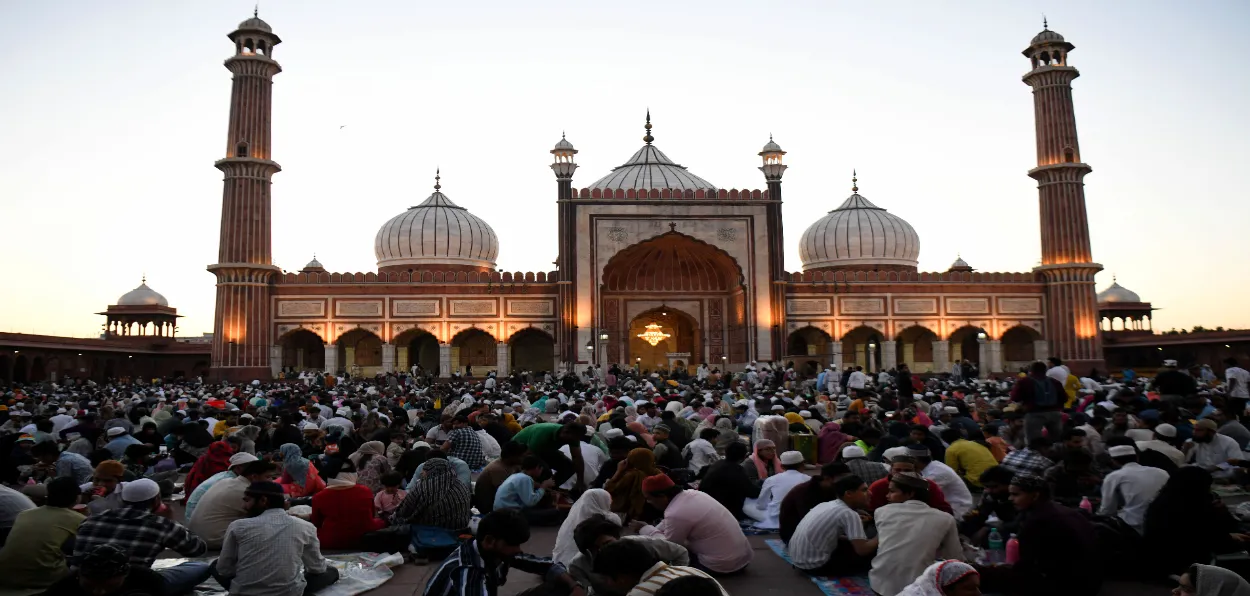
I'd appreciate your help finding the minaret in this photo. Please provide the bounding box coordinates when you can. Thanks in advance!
[758,135,788,362]
[208,11,283,381]
[551,132,579,369]
[1023,21,1104,372]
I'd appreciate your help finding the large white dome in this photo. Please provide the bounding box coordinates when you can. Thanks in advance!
[374,184,499,270]
[591,144,716,192]
[798,191,920,271]
[116,279,169,306]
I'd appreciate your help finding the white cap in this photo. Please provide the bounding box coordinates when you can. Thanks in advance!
[121,479,161,502]
[780,451,804,466]
[882,446,911,462]
[1154,423,1177,438]
[799,410,812,418]
[1108,445,1136,458]
[107,427,126,437]
[413,441,431,449]
[841,445,867,459]
[770,405,785,411]
[604,428,624,439]
[229,453,259,467]
[943,406,959,414]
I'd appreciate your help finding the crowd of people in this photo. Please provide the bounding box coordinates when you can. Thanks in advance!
[0,354,1247,596]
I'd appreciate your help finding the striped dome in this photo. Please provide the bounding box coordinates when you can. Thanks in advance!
[798,192,920,271]
[374,187,499,270]
[591,145,716,192]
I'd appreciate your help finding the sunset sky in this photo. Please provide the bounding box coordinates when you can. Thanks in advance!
[2,0,1247,338]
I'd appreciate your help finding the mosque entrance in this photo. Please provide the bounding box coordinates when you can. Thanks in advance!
[599,231,747,371]
[279,328,326,373]
[394,328,439,375]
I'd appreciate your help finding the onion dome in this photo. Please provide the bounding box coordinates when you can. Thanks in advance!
[760,136,783,154]
[1030,28,1064,45]
[116,277,169,307]
[553,134,575,152]
[948,255,973,273]
[798,172,920,271]
[590,111,716,192]
[301,256,325,273]
[374,171,499,270]
[237,8,272,33]
[1097,277,1141,303]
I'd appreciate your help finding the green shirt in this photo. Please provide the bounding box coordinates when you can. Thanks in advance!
[0,506,84,588]
[511,423,563,452]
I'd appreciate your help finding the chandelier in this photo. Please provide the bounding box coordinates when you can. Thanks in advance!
[637,322,671,347]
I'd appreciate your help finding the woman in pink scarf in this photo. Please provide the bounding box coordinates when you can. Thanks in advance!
[626,421,655,447]
[818,422,853,463]
[743,438,782,485]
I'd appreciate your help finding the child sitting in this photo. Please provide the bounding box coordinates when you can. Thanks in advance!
[374,471,407,514]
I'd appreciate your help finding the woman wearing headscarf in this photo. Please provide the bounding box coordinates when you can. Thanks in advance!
[387,458,471,530]
[713,417,739,455]
[278,442,325,497]
[895,560,980,596]
[1144,467,1246,575]
[349,440,392,494]
[626,421,654,448]
[552,489,618,566]
[818,422,853,464]
[227,425,261,455]
[1176,564,1250,596]
[311,461,386,550]
[183,441,234,499]
[604,448,659,521]
[742,438,782,486]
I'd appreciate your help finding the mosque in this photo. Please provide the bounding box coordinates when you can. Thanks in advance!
[201,14,1119,382]
[7,14,1250,386]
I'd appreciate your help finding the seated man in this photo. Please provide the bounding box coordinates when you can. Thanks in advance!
[912,444,974,518]
[73,479,210,596]
[423,508,583,596]
[0,477,84,589]
[569,514,690,596]
[960,465,1019,545]
[635,474,753,575]
[870,472,964,596]
[941,427,998,488]
[211,481,339,596]
[494,455,563,526]
[593,538,728,596]
[696,442,759,520]
[779,462,849,543]
[866,455,953,514]
[742,451,809,529]
[787,474,877,576]
[474,441,526,513]
[185,452,258,520]
[83,460,127,516]
[187,459,279,548]
[41,544,166,596]
[1099,444,1168,535]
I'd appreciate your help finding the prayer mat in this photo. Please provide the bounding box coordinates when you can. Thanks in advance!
[149,551,403,596]
[764,539,875,596]
[739,519,779,535]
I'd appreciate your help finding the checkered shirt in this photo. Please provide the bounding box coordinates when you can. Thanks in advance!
[1001,448,1055,477]
[447,427,486,469]
[73,504,206,567]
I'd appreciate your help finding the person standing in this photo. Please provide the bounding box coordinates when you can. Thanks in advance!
[211,481,340,596]
[1010,361,1065,442]
[1226,358,1250,415]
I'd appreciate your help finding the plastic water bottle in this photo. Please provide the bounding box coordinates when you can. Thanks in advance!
[1079,496,1093,512]
[1005,534,1020,565]
[987,528,1005,564]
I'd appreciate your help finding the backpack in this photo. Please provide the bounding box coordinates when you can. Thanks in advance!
[1032,377,1059,407]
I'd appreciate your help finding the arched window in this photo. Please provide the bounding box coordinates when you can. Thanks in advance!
[235,141,249,158]
[1063,148,1075,163]
[257,41,267,55]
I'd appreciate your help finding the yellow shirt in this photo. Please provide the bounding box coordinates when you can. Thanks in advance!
[1064,374,1081,408]
[944,439,998,487]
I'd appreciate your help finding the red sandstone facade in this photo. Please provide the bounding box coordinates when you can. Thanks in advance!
[201,17,1122,381]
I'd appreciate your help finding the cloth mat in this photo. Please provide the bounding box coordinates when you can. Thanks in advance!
[739,519,779,535]
[764,539,874,596]
[148,552,403,596]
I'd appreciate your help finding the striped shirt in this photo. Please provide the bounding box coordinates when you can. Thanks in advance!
[423,540,562,596]
[626,562,728,596]
[215,509,327,596]
[786,499,866,570]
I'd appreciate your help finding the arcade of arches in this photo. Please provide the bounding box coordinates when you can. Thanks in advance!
[782,323,1048,376]
[599,232,747,373]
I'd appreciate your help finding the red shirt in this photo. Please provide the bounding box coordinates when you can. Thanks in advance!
[310,484,386,549]
[867,477,953,515]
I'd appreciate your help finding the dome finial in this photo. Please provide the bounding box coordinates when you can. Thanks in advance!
[851,169,858,193]
[643,109,654,145]
[1042,14,1048,30]
[142,273,147,285]
[254,3,259,18]
[434,168,441,191]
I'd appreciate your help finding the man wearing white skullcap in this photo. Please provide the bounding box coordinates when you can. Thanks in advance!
[742,451,808,529]
[1099,443,1168,534]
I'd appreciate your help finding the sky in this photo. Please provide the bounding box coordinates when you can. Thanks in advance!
[2,0,1247,338]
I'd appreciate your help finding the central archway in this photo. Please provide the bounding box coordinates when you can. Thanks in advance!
[452,328,496,376]
[600,231,746,369]
[627,307,699,373]
[279,328,326,372]
[337,328,382,376]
